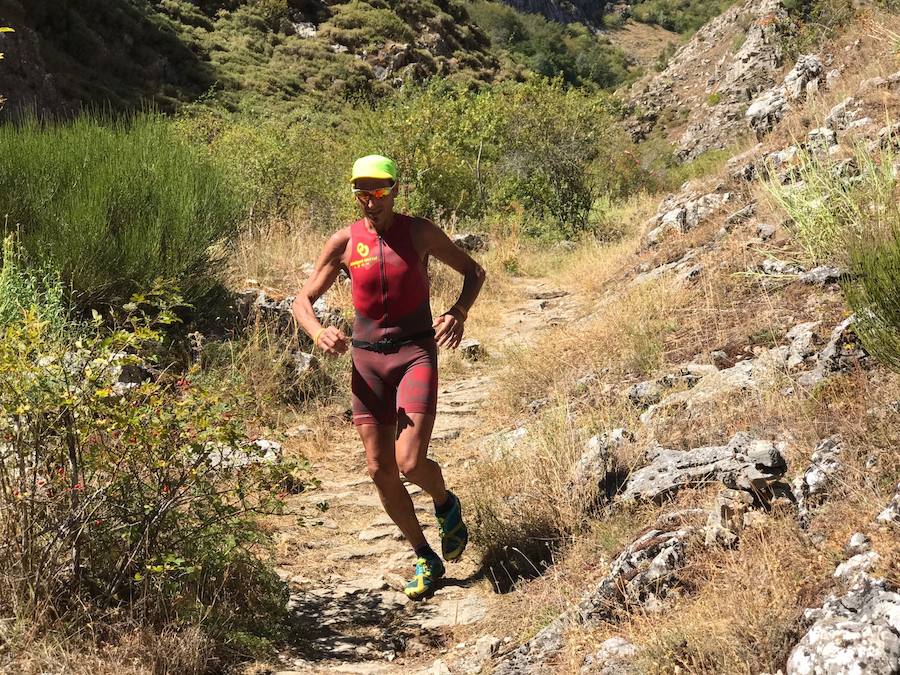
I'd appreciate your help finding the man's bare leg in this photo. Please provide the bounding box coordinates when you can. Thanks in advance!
[395,412,448,508]
[357,422,427,549]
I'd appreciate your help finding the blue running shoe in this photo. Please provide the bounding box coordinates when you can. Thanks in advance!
[437,491,469,562]
[404,554,445,600]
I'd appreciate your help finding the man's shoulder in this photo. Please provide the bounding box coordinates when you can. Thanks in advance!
[325,226,352,254]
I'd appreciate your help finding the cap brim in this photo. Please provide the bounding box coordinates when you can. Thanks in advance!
[350,171,395,182]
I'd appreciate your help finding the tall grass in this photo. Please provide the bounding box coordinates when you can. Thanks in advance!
[0,115,245,307]
[765,138,900,370]
[0,235,68,332]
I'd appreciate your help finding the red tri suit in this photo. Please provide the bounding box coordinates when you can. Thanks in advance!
[347,214,438,426]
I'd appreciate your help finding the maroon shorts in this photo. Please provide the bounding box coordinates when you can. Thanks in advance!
[351,339,438,426]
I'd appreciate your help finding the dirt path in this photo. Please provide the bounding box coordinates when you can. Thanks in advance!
[270,278,584,675]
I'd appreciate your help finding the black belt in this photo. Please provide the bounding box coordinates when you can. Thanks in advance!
[351,329,435,353]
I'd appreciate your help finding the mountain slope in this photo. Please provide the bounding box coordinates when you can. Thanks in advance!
[0,0,500,117]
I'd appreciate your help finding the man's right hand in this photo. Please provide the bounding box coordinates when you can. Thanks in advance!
[316,326,349,356]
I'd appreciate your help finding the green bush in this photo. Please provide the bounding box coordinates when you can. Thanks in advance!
[319,0,416,50]
[352,79,647,238]
[766,141,900,371]
[0,260,299,646]
[179,79,650,239]
[466,1,634,89]
[630,0,738,34]
[0,115,245,307]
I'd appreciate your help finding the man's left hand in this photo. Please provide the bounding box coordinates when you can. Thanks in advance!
[433,311,464,349]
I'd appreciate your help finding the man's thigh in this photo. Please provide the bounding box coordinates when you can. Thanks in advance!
[357,423,398,472]
[395,413,435,465]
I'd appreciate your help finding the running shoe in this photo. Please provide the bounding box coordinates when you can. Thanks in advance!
[404,553,445,600]
[437,491,469,562]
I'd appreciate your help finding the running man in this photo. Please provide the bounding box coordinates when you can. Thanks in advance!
[292,155,486,599]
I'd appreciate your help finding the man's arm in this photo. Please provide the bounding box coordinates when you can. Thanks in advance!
[291,228,350,356]
[416,219,486,349]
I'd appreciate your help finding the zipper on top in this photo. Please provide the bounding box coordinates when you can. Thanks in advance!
[378,234,388,319]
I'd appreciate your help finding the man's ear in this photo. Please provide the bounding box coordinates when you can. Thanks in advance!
[391,182,399,196]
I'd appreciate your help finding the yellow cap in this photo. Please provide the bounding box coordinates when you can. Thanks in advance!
[350,155,398,183]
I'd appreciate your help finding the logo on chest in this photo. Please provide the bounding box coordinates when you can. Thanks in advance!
[350,240,379,269]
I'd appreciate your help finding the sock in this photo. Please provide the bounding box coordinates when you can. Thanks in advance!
[435,490,456,516]
[414,543,437,560]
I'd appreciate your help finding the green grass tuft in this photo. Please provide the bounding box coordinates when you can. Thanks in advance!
[0,114,245,307]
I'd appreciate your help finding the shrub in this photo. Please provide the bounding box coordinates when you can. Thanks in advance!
[465,1,634,89]
[0,259,300,647]
[630,0,738,35]
[766,141,900,372]
[356,79,647,238]
[319,0,415,51]
[779,0,856,57]
[0,115,245,307]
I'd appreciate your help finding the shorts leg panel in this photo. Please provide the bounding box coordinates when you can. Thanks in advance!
[351,350,397,426]
[396,341,438,416]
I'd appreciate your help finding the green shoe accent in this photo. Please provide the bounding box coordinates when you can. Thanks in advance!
[404,555,444,600]
[437,492,469,562]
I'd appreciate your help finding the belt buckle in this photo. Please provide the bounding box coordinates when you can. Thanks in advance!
[374,339,397,353]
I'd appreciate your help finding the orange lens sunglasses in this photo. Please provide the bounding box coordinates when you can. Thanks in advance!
[352,184,394,201]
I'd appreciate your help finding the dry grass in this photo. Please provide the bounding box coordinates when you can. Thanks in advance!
[0,623,215,675]
[490,276,697,421]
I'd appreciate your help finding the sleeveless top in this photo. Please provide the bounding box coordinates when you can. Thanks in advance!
[347,213,432,343]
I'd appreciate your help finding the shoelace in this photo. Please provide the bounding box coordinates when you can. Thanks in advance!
[414,557,432,577]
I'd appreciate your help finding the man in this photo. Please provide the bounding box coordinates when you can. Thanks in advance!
[292,155,486,600]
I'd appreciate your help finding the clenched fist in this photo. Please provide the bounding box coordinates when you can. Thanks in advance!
[316,326,349,356]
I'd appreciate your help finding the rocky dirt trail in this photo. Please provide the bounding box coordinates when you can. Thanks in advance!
[270,277,586,675]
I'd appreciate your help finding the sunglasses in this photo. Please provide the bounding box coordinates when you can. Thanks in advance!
[352,183,394,201]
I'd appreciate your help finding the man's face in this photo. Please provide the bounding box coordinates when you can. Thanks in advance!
[353,177,396,227]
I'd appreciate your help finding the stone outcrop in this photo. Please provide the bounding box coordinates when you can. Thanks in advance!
[746,54,827,137]
[494,512,702,674]
[451,232,488,252]
[236,287,348,341]
[788,510,900,675]
[643,190,732,246]
[637,317,865,425]
[580,637,637,675]
[877,483,900,525]
[618,432,788,504]
[569,429,633,505]
[798,315,868,388]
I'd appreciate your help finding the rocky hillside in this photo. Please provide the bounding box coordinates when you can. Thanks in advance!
[495,0,607,26]
[625,0,789,159]
[230,4,900,673]
[0,0,502,117]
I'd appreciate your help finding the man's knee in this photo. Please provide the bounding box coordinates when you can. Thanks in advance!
[367,458,399,485]
[398,453,426,478]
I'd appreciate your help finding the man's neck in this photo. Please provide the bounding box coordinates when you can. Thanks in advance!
[365,211,395,235]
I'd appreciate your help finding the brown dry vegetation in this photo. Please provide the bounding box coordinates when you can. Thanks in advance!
[461,11,900,671]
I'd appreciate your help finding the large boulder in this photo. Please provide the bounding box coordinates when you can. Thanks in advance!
[618,432,788,503]
[644,191,731,246]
